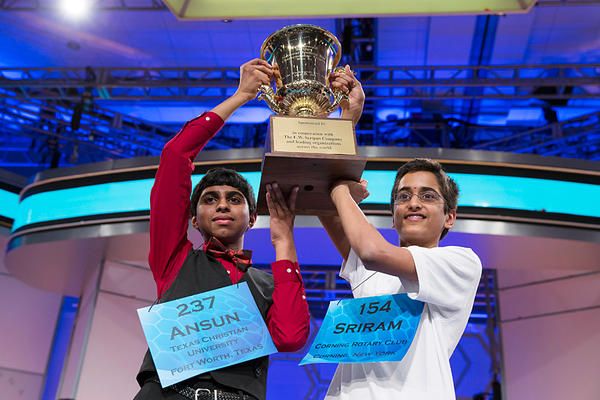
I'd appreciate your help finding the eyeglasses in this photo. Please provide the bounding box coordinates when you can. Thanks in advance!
[394,190,443,204]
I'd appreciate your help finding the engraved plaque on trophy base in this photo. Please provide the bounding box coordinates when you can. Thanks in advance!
[257,116,367,216]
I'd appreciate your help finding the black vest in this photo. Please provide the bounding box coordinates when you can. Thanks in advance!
[137,249,274,400]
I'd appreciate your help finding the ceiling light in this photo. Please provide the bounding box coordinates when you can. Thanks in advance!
[59,0,92,21]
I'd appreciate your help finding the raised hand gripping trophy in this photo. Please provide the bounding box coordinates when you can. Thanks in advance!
[256,24,367,215]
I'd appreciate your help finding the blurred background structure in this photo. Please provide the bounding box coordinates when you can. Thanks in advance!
[0,0,598,177]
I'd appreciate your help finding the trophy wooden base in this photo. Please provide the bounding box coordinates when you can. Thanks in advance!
[257,152,367,216]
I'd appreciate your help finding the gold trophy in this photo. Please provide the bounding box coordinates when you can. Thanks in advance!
[256,24,367,215]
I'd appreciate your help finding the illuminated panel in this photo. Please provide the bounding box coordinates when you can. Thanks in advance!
[11,172,261,231]
[13,179,155,231]
[0,188,19,220]
[164,0,535,19]
[11,171,600,232]
[362,171,600,218]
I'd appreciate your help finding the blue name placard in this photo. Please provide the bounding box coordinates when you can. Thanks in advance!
[137,282,277,387]
[300,294,424,365]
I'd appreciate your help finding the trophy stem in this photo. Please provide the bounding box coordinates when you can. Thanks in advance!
[296,108,316,117]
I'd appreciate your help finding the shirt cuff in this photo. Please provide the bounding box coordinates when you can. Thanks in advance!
[271,260,302,284]
[187,111,225,131]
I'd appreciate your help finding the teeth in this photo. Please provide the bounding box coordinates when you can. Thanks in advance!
[406,215,424,220]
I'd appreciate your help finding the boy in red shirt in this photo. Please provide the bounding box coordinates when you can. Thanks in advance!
[135,59,310,400]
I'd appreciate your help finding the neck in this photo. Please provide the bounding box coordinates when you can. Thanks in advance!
[202,233,244,250]
[227,241,244,250]
[400,238,438,248]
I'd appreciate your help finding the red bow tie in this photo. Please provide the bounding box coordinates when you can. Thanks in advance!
[204,237,253,272]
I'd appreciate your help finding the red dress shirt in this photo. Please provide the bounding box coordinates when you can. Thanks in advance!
[148,112,310,352]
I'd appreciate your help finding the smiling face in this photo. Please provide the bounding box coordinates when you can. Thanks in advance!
[191,185,256,249]
[392,171,456,248]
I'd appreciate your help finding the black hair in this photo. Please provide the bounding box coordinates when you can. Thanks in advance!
[190,167,256,217]
[390,158,459,240]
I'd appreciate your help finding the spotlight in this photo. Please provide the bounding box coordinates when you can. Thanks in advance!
[59,0,92,21]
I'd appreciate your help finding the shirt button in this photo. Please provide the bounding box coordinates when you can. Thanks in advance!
[295,269,299,274]
[286,268,292,273]
[227,270,231,274]
[205,116,211,121]
[302,295,306,300]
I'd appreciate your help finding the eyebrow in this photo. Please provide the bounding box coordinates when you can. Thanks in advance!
[201,190,244,198]
[398,186,439,193]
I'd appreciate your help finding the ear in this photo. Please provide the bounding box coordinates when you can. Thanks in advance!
[391,203,399,229]
[191,215,198,229]
[444,208,457,230]
[248,212,257,230]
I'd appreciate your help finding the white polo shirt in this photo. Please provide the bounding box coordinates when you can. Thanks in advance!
[325,245,482,400]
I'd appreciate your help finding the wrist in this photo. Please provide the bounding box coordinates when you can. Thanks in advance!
[330,184,349,201]
[231,90,254,105]
[272,235,294,248]
[344,107,364,125]
[273,240,297,262]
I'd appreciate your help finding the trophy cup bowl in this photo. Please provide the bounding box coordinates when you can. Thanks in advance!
[258,24,347,117]
[256,25,366,216]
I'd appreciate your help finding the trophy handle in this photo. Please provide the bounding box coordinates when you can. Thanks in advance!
[259,37,281,114]
[321,30,344,114]
[258,84,283,114]
[259,41,272,63]
[324,32,343,73]
[325,87,349,114]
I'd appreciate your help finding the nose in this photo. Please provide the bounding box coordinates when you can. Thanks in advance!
[215,197,230,212]
[407,194,422,210]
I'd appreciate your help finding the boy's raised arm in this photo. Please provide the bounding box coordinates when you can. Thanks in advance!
[265,183,310,351]
[212,59,273,121]
[319,65,366,262]
[330,181,418,282]
[149,59,273,296]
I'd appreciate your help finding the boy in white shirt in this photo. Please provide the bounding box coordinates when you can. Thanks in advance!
[319,154,482,398]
